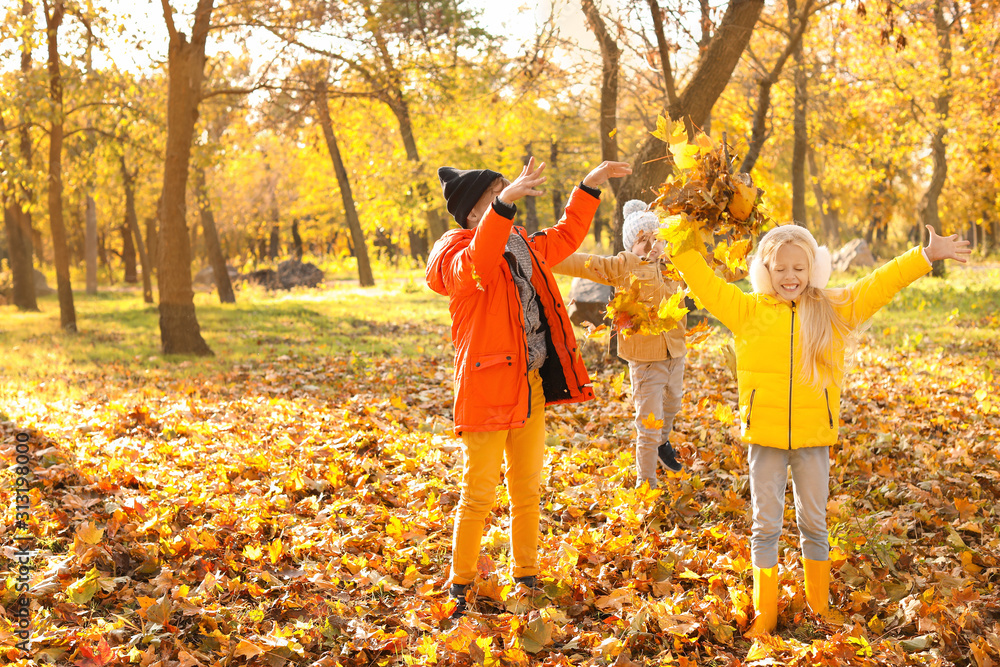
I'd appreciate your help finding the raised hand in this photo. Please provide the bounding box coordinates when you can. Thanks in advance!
[582,161,633,188]
[924,225,972,263]
[500,157,546,204]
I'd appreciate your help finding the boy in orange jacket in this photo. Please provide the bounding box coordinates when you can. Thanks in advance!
[426,157,631,616]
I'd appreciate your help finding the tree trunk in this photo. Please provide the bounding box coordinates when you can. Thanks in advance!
[739,0,814,176]
[291,218,303,259]
[385,93,445,244]
[790,13,808,225]
[194,165,235,303]
[156,0,214,355]
[582,0,622,248]
[44,0,75,331]
[4,205,38,310]
[265,159,281,259]
[189,210,201,264]
[146,214,158,281]
[121,157,153,302]
[807,147,839,245]
[315,80,374,287]
[916,0,951,279]
[3,2,38,311]
[582,0,621,176]
[85,194,98,293]
[592,211,604,246]
[121,221,137,283]
[408,228,428,261]
[364,5,447,247]
[268,227,279,259]
[521,147,539,233]
[98,229,113,286]
[615,0,765,234]
[550,137,564,224]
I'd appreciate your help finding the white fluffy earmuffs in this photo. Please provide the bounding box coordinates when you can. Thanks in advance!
[748,226,832,294]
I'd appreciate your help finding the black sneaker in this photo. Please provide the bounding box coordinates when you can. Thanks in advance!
[449,583,470,617]
[657,442,683,472]
[513,575,537,590]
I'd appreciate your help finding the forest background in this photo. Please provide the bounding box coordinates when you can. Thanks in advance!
[1,0,1000,666]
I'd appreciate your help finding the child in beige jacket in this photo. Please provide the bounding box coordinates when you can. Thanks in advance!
[554,200,686,487]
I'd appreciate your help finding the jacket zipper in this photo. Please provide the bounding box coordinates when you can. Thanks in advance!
[824,388,833,429]
[788,302,796,450]
[527,239,586,391]
[746,389,756,428]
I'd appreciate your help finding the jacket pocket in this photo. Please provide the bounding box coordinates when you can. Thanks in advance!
[744,389,757,428]
[472,353,515,371]
[467,352,519,407]
[824,388,834,429]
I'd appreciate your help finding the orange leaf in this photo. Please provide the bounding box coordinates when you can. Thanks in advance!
[477,554,496,579]
[641,412,664,431]
[954,496,978,522]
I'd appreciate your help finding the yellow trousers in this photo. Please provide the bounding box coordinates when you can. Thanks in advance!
[450,370,546,585]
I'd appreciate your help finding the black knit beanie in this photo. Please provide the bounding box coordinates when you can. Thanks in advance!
[438,166,504,228]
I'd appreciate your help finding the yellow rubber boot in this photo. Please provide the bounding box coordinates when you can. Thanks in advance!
[749,565,778,635]
[803,557,838,619]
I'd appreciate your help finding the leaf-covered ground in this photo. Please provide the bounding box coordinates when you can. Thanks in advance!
[1,268,999,666]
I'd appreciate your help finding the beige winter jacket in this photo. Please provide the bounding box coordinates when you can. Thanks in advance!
[554,251,687,362]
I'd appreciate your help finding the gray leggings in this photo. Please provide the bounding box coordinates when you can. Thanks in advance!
[748,444,830,568]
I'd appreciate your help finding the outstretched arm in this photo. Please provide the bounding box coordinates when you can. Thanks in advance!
[840,225,970,326]
[581,161,633,188]
[924,225,972,263]
[552,252,630,286]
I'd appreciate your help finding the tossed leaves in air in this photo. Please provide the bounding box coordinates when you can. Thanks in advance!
[650,116,770,275]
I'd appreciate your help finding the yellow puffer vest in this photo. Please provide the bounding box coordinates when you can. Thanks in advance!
[673,246,931,450]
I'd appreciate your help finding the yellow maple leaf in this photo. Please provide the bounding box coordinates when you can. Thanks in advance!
[656,290,689,324]
[670,141,700,169]
[651,114,670,142]
[76,521,105,545]
[656,214,703,256]
[713,238,752,275]
[243,544,262,561]
[641,412,664,431]
[668,118,688,145]
[611,370,626,396]
[198,531,218,550]
[714,403,735,425]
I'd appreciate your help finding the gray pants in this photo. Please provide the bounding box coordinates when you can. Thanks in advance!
[748,444,830,568]
[629,357,685,487]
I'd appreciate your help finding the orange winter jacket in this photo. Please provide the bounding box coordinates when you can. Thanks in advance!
[426,186,599,433]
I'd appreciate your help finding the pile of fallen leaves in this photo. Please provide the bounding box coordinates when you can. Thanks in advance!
[1,304,999,666]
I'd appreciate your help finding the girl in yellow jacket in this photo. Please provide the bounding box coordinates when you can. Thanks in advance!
[671,223,969,633]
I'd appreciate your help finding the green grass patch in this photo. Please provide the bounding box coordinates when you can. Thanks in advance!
[0,269,452,388]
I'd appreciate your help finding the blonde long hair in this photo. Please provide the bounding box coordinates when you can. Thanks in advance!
[750,225,851,388]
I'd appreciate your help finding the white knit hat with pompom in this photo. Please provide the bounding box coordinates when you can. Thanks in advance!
[622,200,660,251]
